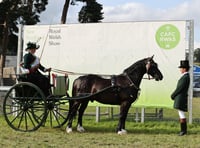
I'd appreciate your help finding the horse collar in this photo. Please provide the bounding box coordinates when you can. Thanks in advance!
[123,72,140,90]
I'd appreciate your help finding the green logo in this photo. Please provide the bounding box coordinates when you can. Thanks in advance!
[155,24,180,50]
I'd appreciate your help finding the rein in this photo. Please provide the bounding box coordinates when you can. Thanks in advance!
[52,68,155,80]
[52,68,114,77]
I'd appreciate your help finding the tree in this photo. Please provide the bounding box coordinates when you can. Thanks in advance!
[60,0,70,24]
[78,0,103,23]
[194,48,200,63]
[61,0,77,24]
[60,0,103,24]
[0,0,48,81]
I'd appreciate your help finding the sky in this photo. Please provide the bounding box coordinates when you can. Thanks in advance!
[39,0,200,48]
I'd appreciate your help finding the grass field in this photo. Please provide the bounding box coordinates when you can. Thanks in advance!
[0,98,200,147]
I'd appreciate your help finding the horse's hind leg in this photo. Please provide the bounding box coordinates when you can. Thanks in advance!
[77,101,89,132]
[66,101,80,133]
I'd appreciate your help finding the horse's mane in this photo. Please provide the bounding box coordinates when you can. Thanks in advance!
[123,58,147,74]
[76,58,149,78]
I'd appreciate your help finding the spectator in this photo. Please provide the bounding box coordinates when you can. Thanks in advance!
[171,60,190,136]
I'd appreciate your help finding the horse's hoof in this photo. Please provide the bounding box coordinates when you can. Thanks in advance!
[117,129,127,135]
[77,125,85,132]
[66,127,73,133]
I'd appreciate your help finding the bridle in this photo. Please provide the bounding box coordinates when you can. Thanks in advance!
[145,60,152,80]
[123,59,155,89]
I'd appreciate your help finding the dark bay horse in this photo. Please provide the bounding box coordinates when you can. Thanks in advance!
[66,56,163,134]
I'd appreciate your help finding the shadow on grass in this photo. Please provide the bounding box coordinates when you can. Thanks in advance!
[58,118,200,135]
[81,126,177,135]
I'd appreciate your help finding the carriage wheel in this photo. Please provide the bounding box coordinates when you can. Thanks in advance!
[43,93,70,128]
[3,82,47,132]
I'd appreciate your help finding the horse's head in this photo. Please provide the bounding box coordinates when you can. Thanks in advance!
[145,55,163,81]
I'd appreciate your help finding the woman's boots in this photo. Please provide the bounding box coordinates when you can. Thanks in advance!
[179,118,187,136]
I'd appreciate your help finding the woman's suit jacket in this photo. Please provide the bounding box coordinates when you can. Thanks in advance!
[24,52,45,73]
[171,73,190,112]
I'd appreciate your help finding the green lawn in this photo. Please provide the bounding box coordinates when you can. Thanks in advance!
[1,115,200,148]
[0,98,200,147]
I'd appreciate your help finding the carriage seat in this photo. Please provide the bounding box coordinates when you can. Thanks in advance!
[17,66,49,83]
[51,73,69,96]
[16,65,31,82]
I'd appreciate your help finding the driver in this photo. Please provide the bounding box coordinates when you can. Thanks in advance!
[22,42,51,96]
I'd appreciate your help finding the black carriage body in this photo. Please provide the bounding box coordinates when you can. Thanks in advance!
[3,74,70,132]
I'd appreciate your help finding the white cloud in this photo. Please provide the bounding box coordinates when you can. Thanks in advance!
[195,41,200,49]
[39,0,66,24]
[39,0,82,24]
[101,0,200,48]
[39,0,200,48]
[102,1,199,24]
[102,3,152,22]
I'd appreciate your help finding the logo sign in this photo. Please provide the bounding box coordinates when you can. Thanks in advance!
[155,24,180,50]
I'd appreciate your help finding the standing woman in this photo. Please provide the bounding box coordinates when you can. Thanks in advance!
[23,42,51,96]
[171,60,190,136]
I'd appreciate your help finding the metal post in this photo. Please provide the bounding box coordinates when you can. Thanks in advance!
[188,20,194,124]
[141,108,145,123]
[109,107,113,119]
[96,106,100,122]
[16,24,23,76]
[135,108,140,122]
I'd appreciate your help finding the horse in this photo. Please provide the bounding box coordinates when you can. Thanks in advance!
[66,56,163,134]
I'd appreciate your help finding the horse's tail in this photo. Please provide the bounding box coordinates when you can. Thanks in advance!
[67,75,93,120]
[71,75,90,96]
[65,76,79,123]
[65,91,73,118]
[65,78,80,121]
[66,99,75,120]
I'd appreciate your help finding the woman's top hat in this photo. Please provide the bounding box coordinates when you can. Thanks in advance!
[25,42,40,50]
[178,60,190,68]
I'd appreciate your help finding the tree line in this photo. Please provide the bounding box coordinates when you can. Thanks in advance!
[0,0,103,79]
[0,0,199,80]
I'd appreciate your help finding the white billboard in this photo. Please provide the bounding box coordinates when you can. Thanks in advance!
[23,21,187,108]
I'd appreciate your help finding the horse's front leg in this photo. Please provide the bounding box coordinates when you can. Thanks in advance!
[66,101,80,133]
[117,101,131,135]
[77,100,89,132]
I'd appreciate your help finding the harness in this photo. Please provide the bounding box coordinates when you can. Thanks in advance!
[123,72,140,91]
[146,61,151,80]
[111,75,117,86]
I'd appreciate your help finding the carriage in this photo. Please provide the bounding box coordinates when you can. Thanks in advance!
[2,56,163,134]
[2,71,71,132]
